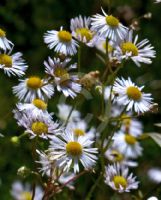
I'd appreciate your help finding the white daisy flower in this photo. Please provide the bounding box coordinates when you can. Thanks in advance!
[14,110,62,139]
[154,0,161,3]
[67,120,96,139]
[120,114,143,136]
[104,163,139,193]
[44,57,81,98]
[57,103,81,123]
[105,146,138,168]
[113,131,143,158]
[16,98,52,119]
[44,27,78,56]
[115,30,156,67]
[113,77,153,113]
[95,38,114,54]
[0,28,13,51]
[91,8,128,41]
[13,76,54,102]
[49,129,98,173]
[11,181,43,200]
[36,150,55,176]
[148,168,161,183]
[70,15,97,47]
[36,150,75,189]
[147,197,158,200]
[0,52,28,77]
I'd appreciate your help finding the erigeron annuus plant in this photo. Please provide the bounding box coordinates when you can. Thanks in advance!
[1,1,161,200]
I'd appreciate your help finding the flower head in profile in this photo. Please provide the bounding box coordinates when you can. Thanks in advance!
[49,129,98,173]
[37,150,75,189]
[91,8,128,41]
[115,30,156,67]
[70,15,97,46]
[120,114,143,136]
[13,76,54,102]
[14,110,62,139]
[113,131,143,158]
[16,98,52,119]
[44,27,78,56]
[104,164,139,193]
[113,77,153,113]
[0,52,28,77]
[44,57,81,98]
[105,146,138,167]
[67,120,96,140]
[11,181,43,200]
[0,28,13,51]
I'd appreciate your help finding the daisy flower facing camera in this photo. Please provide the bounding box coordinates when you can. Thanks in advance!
[91,8,128,41]
[14,110,62,139]
[49,129,98,173]
[0,28,13,51]
[104,164,139,193]
[113,131,143,158]
[13,76,54,102]
[44,57,81,98]
[11,181,43,200]
[115,30,156,67]
[44,27,78,56]
[113,77,153,113]
[0,52,28,77]
[70,15,97,47]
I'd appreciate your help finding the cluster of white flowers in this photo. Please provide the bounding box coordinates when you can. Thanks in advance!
[1,2,160,199]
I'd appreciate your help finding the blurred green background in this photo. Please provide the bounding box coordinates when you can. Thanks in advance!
[0,0,161,199]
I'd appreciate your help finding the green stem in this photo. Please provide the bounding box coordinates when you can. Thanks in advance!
[78,44,82,74]
[85,174,102,200]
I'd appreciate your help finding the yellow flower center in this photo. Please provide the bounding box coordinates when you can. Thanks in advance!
[0,54,12,68]
[54,67,70,81]
[20,192,32,200]
[31,121,48,135]
[32,99,47,110]
[26,77,42,89]
[74,128,85,137]
[58,30,72,43]
[0,28,6,37]
[66,141,82,156]
[76,28,93,42]
[125,134,137,145]
[106,15,119,27]
[103,42,113,53]
[111,150,124,162]
[113,176,127,189]
[121,42,138,56]
[126,86,142,101]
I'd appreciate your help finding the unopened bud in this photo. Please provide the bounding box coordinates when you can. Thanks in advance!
[130,20,140,31]
[144,12,152,19]
[95,85,103,95]
[149,103,158,113]
[79,71,100,90]
[11,136,19,145]
[17,166,30,178]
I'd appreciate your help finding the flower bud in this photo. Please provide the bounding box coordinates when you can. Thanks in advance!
[17,166,30,178]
